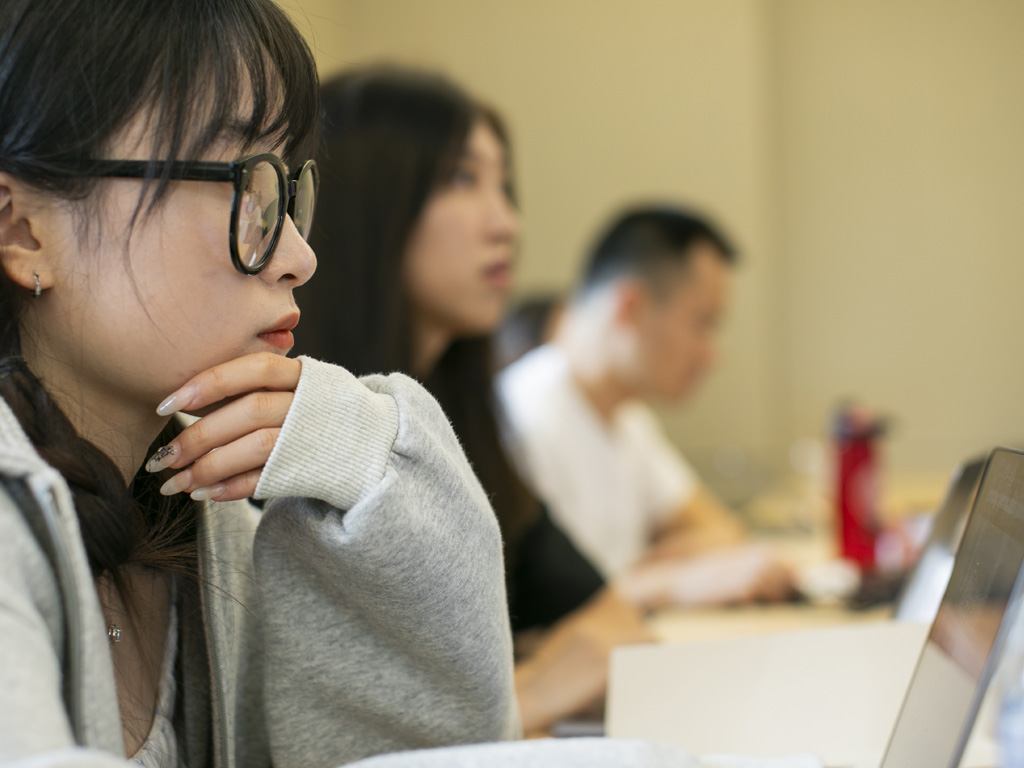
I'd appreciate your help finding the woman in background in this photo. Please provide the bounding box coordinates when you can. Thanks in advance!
[295,65,650,734]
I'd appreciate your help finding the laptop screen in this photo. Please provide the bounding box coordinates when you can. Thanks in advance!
[881,448,1024,768]
[892,457,985,623]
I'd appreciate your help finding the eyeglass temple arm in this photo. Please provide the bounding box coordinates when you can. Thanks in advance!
[83,160,238,182]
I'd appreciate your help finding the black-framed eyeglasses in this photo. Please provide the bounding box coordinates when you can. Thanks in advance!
[83,153,318,275]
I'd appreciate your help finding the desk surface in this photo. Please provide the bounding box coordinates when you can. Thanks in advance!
[647,531,892,644]
[648,602,892,644]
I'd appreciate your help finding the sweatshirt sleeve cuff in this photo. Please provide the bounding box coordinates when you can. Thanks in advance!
[254,356,399,510]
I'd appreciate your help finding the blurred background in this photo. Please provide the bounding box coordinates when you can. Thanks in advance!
[280,0,1024,512]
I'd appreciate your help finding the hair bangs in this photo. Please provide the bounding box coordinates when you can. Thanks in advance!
[130,0,319,206]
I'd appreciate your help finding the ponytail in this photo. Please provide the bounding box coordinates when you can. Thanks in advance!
[0,275,195,584]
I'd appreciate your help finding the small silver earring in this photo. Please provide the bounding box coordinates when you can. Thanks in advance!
[32,274,41,298]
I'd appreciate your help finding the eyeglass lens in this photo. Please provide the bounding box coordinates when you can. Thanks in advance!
[237,160,281,270]
[236,160,316,271]
[291,163,316,240]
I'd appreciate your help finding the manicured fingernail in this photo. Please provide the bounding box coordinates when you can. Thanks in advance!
[157,386,195,417]
[159,469,193,496]
[190,485,225,502]
[145,444,177,473]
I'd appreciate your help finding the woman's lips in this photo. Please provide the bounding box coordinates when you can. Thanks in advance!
[259,313,299,349]
[484,262,512,290]
[258,329,294,349]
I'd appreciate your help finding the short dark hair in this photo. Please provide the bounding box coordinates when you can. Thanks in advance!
[577,205,736,298]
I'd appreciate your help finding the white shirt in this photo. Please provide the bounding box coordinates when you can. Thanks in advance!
[497,344,698,579]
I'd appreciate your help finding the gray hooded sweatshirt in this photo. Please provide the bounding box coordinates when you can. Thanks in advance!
[0,357,697,768]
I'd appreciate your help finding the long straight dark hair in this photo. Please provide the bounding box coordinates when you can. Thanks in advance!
[293,65,540,567]
[0,0,319,584]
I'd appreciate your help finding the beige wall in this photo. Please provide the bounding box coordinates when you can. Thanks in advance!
[281,0,1024,501]
[775,0,1024,476]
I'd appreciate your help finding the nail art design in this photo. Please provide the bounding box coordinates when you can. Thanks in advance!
[145,444,176,473]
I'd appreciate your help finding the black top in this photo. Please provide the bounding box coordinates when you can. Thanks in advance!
[506,505,605,632]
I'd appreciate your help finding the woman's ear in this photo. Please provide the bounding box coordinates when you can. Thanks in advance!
[0,173,52,293]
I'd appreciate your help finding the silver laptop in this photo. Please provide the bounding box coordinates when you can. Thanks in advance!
[891,457,985,623]
[879,447,1024,767]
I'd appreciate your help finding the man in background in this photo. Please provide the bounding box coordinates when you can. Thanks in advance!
[498,205,790,605]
